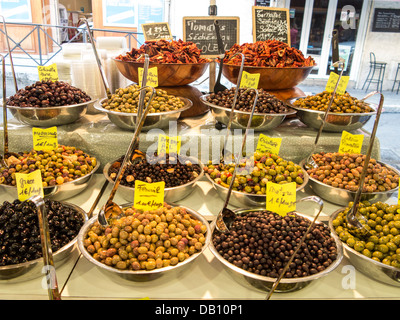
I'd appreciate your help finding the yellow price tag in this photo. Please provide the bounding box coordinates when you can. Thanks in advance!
[266,182,296,217]
[239,71,260,89]
[32,127,58,151]
[398,178,400,205]
[138,67,158,88]
[256,134,282,155]
[37,63,59,82]
[16,170,44,202]
[338,130,364,154]
[325,72,350,95]
[158,134,181,155]
[134,180,165,211]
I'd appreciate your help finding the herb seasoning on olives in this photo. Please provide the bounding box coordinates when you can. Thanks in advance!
[213,210,338,278]
[83,204,208,271]
[332,201,400,269]
[0,199,84,266]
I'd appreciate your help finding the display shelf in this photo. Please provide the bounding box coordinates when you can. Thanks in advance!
[0,174,399,300]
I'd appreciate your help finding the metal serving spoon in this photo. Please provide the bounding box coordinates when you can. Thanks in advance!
[346,91,384,236]
[213,20,227,94]
[216,89,259,233]
[304,61,345,170]
[97,86,156,227]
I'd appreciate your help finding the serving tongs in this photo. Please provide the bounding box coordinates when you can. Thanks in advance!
[1,54,20,169]
[216,89,259,233]
[29,195,62,300]
[345,91,385,237]
[304,61,345,170]
[97,86,156,227]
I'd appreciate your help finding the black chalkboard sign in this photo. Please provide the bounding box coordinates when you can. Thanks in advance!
[254,0,271,6]
[183,16,240,58]
[141,22,173,41]
[252,6,290,45]
[372,8,400,33]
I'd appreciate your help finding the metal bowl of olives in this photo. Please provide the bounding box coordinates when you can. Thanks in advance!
[287,97,377,133]
[102,156,204,203]
[6,99,96,127]
[94,97,192,131]
[0,160,100,201]
[0,201,87,282]
[329,207,400,287]
[300,159,400,207]
[200,95,296,132]
[77,203,211,282]
[209,208,343,293]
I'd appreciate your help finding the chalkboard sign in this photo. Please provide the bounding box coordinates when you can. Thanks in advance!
[254,0,271,6]
[141,22,173,41]
[372,8,400,33]
[183,16,240,58]
[252,6,290,45]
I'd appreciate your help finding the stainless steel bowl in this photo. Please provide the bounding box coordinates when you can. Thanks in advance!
[210,208,343,293]
[300,159,400,207]
[205,167,309,208]
[287,97,377,133]
[0,161,100,201]
[103,157,204,203]
[0,201,87,282]
[77,204,211,282]
[94,97,192,131]
[6,99,96,127]
[200,95,296,132]
[329,208,400,287]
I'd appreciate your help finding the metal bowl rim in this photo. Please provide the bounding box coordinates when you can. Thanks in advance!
[95,97,192,117]
[6,98,98,111]
[0,160,100,192]
[329,207,400,273]
[0,201,87,272]
[300,158,400,197]
[102,156,205,192]
[77,203,212,276]
[112,58,210,66]
[200,94,297,117]
[287,97,377,116]
[209,209,343,284]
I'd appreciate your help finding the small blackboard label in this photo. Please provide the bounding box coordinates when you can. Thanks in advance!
[372,8,400,33]
[183,16,240,57]
[252,6,290,45]
[141,22,173,41]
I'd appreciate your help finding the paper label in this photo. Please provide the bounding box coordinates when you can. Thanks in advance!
[37,63,59,82]
[134,180,165,211]
[239,71,260,89]
[325,72,350,95]
[157,134,181,155]
[338,130,364,154]
[32,127,58,151]
[256,134,282,155]
[266,181,296,217]
[138,67,158,88]
[16,170,44,202]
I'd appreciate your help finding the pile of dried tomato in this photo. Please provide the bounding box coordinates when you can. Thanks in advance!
[116,39,211,64]
[223,40,315,68]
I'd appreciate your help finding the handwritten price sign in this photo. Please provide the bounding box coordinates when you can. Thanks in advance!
[266,181,296,217]
[158,134,181,155]
[32,127,58,151]
[37,63,59,82]
[256,134,282,155]
[240,71,260,89]
[134,180,165,211]
[16,170,44,201]
[325,72,350,95]
[338,130,364,154]
[138,67,158,88]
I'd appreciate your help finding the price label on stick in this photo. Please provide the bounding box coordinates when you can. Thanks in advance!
[158,134,181,155]
[240,71,260,89]
[32,127,58,151]
[256,134,282,155]
[16,170,44,202]
[338,130,364,154]
[37,63,59,82]
[325,72,349,95]
[138,67,158,88]
[266,181,296,217]
[134,180,165,211]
